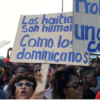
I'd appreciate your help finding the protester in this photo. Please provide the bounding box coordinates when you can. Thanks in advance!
[16,64,30,74]
[92,62,100,78]
[34,64,43,82]
[1,46,100,99]
[7,73,50,99]
[80,67,97,99]
[90,62,100,94]
[0,67,8,99]
[51,67,83,99]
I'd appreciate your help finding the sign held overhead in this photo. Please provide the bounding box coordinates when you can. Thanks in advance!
[73,0,100,53]
[10,12,89,65]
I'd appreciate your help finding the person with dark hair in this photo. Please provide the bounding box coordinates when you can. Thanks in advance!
[16,64,43,84]
[90,62,100,94]
[7,73,50,99]
[33,64,43,82]
[51,67,83,99]
[16,64,30,74]
[80,66,97,99]
[92,62,100,77]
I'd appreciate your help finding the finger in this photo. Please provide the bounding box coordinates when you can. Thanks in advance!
[36,88,50,95]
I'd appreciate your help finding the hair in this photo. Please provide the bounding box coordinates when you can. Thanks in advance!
[80,66,96,80]
[51,67,79,99]
[92,61,100,66]
[67,65,79,72]
[7,73,37,98]
[16,64,29,73]
[17,64,29,69]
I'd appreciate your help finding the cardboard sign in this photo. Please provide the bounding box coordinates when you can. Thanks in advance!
[73,0,100,53]
[10,12,89,65]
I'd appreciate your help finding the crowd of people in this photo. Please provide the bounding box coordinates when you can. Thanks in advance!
[0,48,100,99]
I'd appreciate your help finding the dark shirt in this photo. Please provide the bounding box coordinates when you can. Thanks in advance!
[83,90,96,99]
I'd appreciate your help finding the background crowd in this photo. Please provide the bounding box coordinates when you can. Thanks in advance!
[0,47,100,99]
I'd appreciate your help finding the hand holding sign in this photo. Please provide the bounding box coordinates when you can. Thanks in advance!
[10,12,89,95]
[34,64,43,82]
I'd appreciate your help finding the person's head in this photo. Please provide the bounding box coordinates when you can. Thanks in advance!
[92,62,100,76]
[51,67,83,99]
[67,65,79,72]
[7,73,37,99]
[16,64,30,74]
[4,58,13,67]
[80,66,97,87]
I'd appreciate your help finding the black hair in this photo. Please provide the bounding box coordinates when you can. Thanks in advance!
[16,64,29,73]
[80,66,96,79]
[17,64,29,69]
[5,78,9,83]
[93,60,100,64]
[51,66,79,99]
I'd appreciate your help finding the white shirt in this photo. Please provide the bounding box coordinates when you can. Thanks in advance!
[3,85,8,93]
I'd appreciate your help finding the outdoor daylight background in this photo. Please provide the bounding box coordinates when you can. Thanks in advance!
[0,0,73,57]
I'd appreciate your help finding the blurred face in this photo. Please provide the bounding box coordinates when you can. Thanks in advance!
[63,75,83,99]
[15,80,34,99]
[86,70,97,87]
[92,63,100,75]
[6,62,12,67]
[16,68,29,74]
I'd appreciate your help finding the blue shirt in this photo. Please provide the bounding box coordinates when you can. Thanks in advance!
[0,90,8,99]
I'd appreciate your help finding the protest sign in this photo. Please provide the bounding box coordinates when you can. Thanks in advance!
[73,0,100,53]
[0,40,11,48]
[10,12,89,66]
[10,12,89,93]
